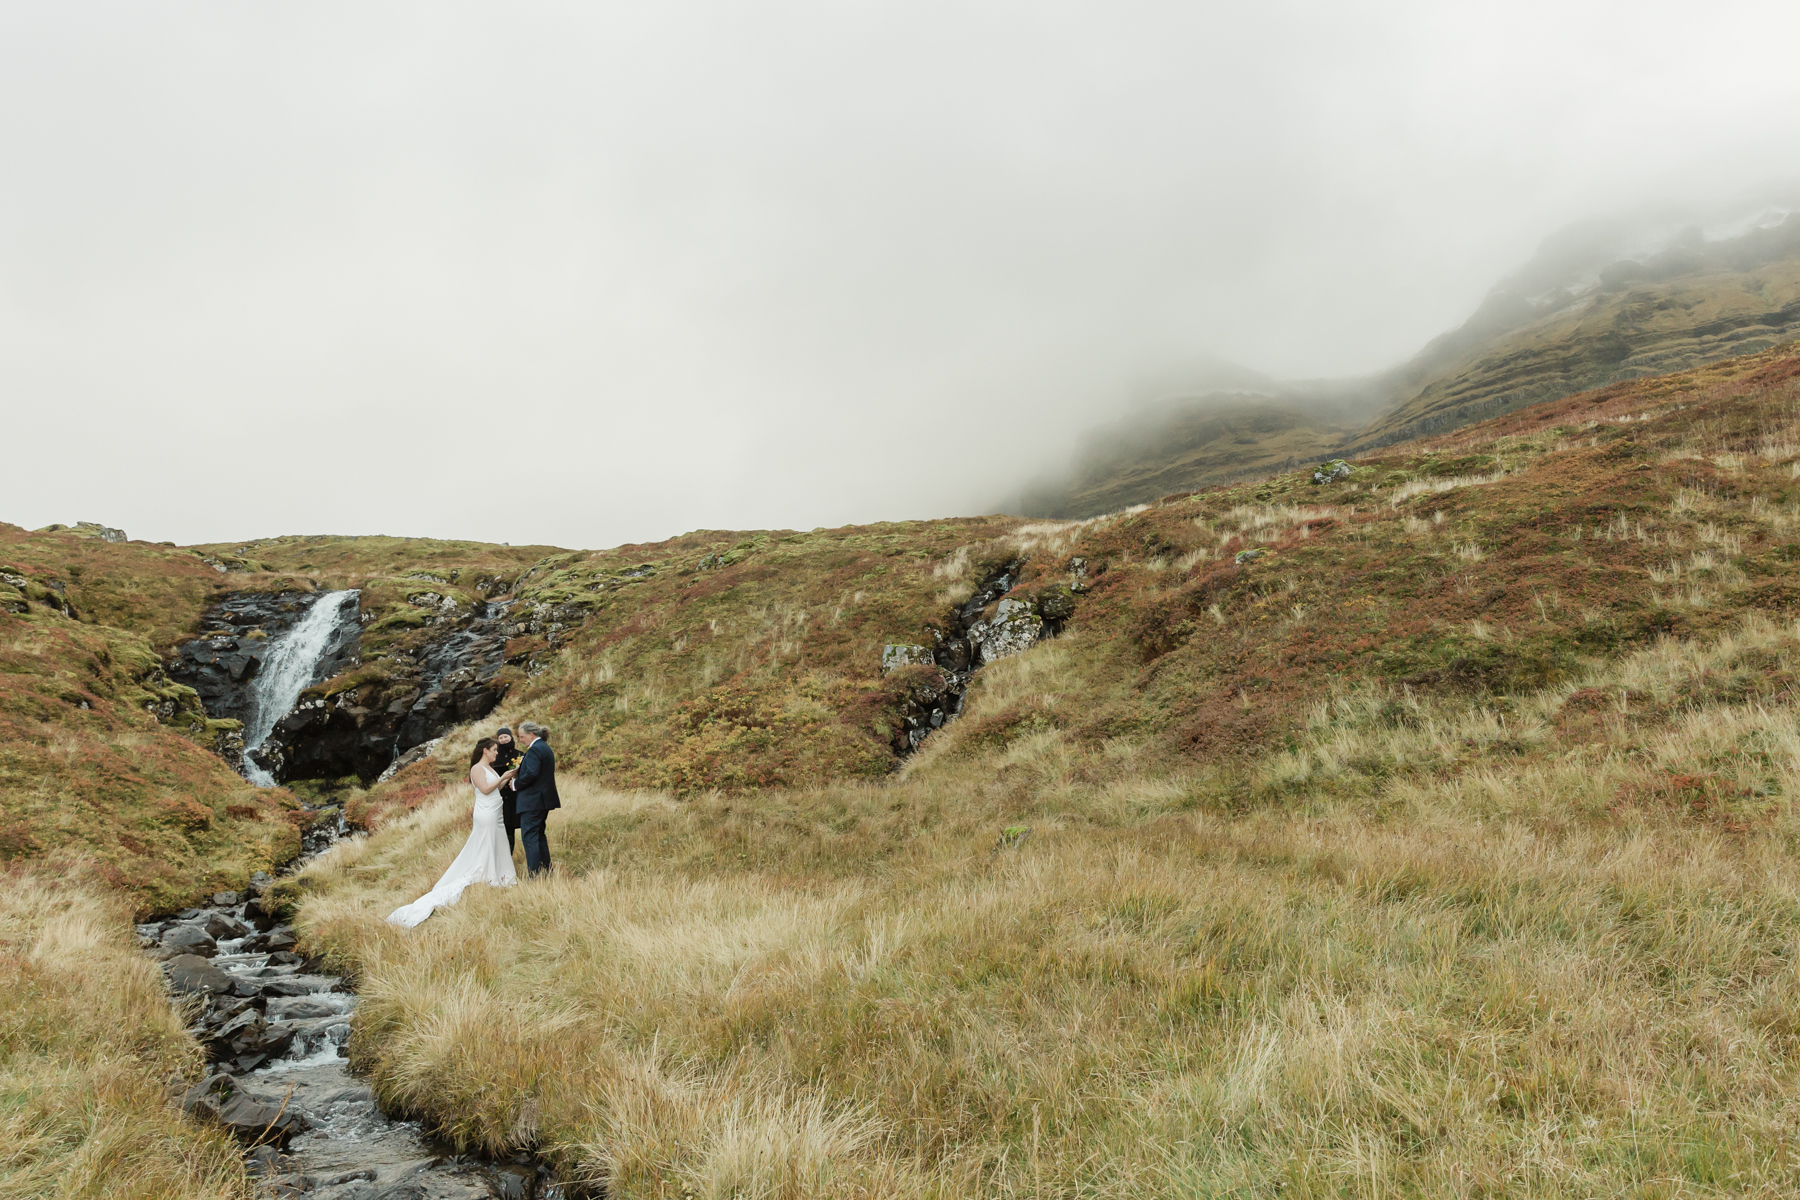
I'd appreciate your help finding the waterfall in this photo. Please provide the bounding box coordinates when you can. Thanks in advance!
[241,590,358,787]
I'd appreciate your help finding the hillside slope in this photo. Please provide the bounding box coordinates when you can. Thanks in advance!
[0,525,314,912]
[285,343,1800,1197]
[1024,208,1800,516]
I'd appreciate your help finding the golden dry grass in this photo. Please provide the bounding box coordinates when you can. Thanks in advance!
[287,609,1800,1198]
[0,869,249,1199]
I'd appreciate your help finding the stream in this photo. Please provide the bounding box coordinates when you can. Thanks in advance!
[141,851,564,1200]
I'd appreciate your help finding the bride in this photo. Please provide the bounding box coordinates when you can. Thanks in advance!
[386,737,518,928]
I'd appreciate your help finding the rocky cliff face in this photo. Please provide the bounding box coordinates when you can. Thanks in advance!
[250,597,517,784]
[169,590,359,728]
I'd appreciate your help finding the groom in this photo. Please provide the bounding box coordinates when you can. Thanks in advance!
[512,721,560,877]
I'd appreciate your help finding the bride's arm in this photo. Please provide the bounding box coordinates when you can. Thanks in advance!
[471,765,504,797]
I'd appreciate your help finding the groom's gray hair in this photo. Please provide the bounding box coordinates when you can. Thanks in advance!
[518,721,547,738]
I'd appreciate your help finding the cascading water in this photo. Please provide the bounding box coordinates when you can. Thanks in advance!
[241,590,358,787]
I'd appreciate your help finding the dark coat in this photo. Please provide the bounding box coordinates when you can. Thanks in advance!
[513,738,561,813]
[493,741,522,793]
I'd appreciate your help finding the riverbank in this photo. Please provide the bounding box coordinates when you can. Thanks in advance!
[0,868,249,1199]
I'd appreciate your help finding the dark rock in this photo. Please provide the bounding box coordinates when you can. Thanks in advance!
[494,1164,537,1199]
[233,977,266,998]
[267,995,343,1020]
[181,1071,308,1144]
[245,870,275,897]
[166,954,235,995]
[169,591,358,738]
[202,912,251,940]
[245,1143,281,1175]
[162,924,217,955]
[264,930,298,952]
[234,1052,269,1072]
[249,598,519,785]
[243,896,279,931]
[259,974,336,997]
[1035,583,1076,623]
[267,950,304,967]
[268,1174,316,1197]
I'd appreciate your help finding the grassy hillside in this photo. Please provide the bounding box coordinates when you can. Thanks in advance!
[0,525,317,914]
[0,868,249,1198]
[283,344,1800,1195]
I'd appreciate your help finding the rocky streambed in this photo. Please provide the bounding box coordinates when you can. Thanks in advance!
[143,874,576,1199]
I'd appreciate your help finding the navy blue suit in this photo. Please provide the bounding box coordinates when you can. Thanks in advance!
[513,737,560,876]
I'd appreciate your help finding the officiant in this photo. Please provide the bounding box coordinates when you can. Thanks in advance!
[493,725,523,854]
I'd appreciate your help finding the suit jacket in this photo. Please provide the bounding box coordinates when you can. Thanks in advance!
[513,739,561,813]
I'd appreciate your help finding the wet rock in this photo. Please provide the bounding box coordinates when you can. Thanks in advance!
[267,995,344,1020]
[162,924,218,956]
[494,1164,537,1199]
[169,591,356,737]
[264,930,299,952]
[244,896,280,931]
[166,954,237,996]
[260,974,338,997]
[323,1171,378,1186]
[202,911,251,940]
[182,1073,311,1146]
[253,598,516,785]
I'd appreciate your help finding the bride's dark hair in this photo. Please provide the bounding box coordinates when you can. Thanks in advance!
[469,736,498,767]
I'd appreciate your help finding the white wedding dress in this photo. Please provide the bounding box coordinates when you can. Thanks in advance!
[386,763,517,928]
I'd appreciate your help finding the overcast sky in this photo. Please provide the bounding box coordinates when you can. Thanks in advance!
[4,2,1799,550]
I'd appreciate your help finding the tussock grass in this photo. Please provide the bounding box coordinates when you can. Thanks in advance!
[292,609,1800,1197]
[0,869,249,1199]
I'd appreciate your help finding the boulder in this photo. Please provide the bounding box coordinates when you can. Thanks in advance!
[182,1073,310,1144]
[201,912,251,940]
[971,599,1044,665]
[243,896,279,931]
[881,644,935,673]
[263,930,299,953]
[212,891,240,907]
[1311,458,1355,485]
[166,954,236,996]
[161,925,218,956]
[245,871,274,898]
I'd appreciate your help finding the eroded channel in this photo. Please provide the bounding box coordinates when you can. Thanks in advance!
[143,848,565,1199]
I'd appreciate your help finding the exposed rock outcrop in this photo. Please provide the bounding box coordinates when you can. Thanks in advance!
[169,590,359,728]
[254,599,517,783]
[881,560,1081,753]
